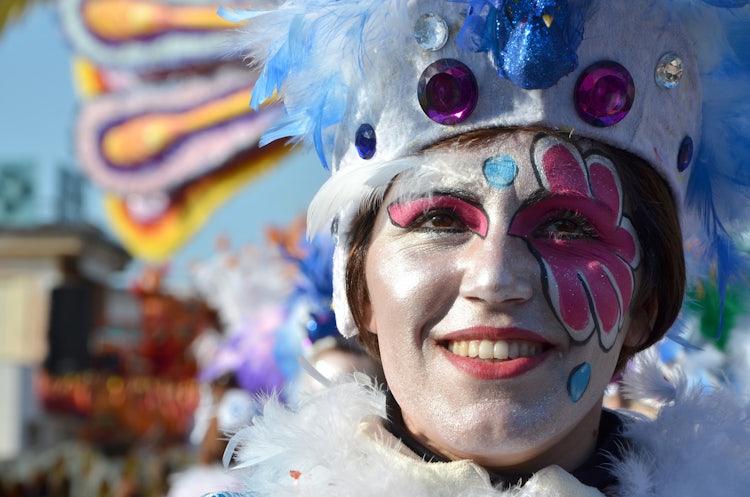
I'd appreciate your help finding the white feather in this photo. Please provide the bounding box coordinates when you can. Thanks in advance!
[306,156,424,235]
[219,365,750,497]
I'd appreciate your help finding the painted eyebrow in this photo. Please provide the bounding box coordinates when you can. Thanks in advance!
[517,188,607,210]
[387,192,489,237]
[510,189,617,240]
[517,188,552,211]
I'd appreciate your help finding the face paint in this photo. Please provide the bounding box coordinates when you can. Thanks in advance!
[567,362,592,403]
[365,130,643,471]
[483,154,518,188]
[387,194,489,237]
[508,135,641,350]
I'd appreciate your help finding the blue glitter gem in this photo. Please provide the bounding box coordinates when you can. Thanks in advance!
[567,362,591,403]
[501,0,579,90]
[355,123,376,159]
[677,136,693,172]
[483,154,518,188]
[457,0,582,90]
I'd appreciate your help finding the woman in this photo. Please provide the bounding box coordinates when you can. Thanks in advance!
[345,128,678,479]
[210,0,750,495]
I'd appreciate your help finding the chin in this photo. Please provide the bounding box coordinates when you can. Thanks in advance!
[440,435,552,472]
[427,412,552,459]
[432,399,591,465]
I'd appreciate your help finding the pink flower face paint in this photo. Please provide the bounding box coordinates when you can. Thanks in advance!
[508,134,641,350]
[388,194,489,238]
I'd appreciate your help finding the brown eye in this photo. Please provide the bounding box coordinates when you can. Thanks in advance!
[426,212,459,229]
[548,219,580,235]
[536,211,599,240]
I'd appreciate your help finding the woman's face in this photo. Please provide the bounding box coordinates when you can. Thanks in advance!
[363,130,648,472]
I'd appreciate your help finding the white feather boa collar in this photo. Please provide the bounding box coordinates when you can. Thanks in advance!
[223,350,750,497]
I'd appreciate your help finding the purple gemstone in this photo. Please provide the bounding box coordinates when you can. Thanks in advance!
[574,61,635,127]
[418,59,478,125]
[677,136,693,172]
[355,123,376,159]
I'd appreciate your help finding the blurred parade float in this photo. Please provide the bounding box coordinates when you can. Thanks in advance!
[60,0,293,262]
[42,0,304,447]
[1,1,316,495]
[4,218,361,496]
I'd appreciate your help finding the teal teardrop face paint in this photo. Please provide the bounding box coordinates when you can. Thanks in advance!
[568,362,592,403]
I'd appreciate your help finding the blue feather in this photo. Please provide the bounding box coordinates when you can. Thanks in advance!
[287,14,310,67]
[456,1,498,52]
[216,6,266,23]
[259,113,307,146]
[279,234,337,343]
[313,102,328,169]
[700,0,750,7]
[226,1,391,167]
[665,314,704,351]
[685,27,750,341]
[250,40,291,110]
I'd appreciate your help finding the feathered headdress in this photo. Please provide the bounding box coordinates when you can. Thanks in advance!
[222,0,750,338]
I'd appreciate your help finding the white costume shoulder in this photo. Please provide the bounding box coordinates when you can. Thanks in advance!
[220,352,750,497]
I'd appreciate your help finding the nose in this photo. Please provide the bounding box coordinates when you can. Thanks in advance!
[459,231,535,306]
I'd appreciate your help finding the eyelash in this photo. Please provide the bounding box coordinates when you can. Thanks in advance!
[405,208,467,233]
[535,210,599,240]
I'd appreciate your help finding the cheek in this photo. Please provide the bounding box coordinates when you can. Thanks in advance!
[365,244,454,336]
[510,204,639,350]
[548,249,627,320]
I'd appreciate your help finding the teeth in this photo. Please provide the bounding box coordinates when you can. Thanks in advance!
[468,340,480,358]
[508,341,520,359]
[478,340,494,359]
[448,339,543,360]
[456,340,469,356]
[493,341,508,360]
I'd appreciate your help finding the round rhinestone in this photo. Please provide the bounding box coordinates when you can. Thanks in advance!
[655,52,684,89]
[414,13,449,51]
[355,123,376,159]
[574,61,635,127]
[677,136,693,172]
[418,58,478,125]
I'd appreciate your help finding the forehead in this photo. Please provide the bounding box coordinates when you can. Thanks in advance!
[387,130,561,200]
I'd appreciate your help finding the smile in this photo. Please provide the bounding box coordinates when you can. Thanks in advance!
[447,339,545,361]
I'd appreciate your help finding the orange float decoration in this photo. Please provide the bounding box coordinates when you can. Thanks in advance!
[59,0,292,261]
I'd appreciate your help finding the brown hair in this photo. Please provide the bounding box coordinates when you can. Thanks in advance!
[345,128,685,372]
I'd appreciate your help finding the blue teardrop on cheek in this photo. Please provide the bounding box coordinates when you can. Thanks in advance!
[483,154,518,189]
[567,362,591,403]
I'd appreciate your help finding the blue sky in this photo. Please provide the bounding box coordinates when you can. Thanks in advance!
[0,4,328,290]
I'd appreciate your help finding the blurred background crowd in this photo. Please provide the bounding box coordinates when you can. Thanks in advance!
[0,1,748,496]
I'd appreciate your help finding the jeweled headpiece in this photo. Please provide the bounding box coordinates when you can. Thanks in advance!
[223,0,750,337]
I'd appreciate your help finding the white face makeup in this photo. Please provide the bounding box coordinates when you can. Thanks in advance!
[364,130,644,472]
